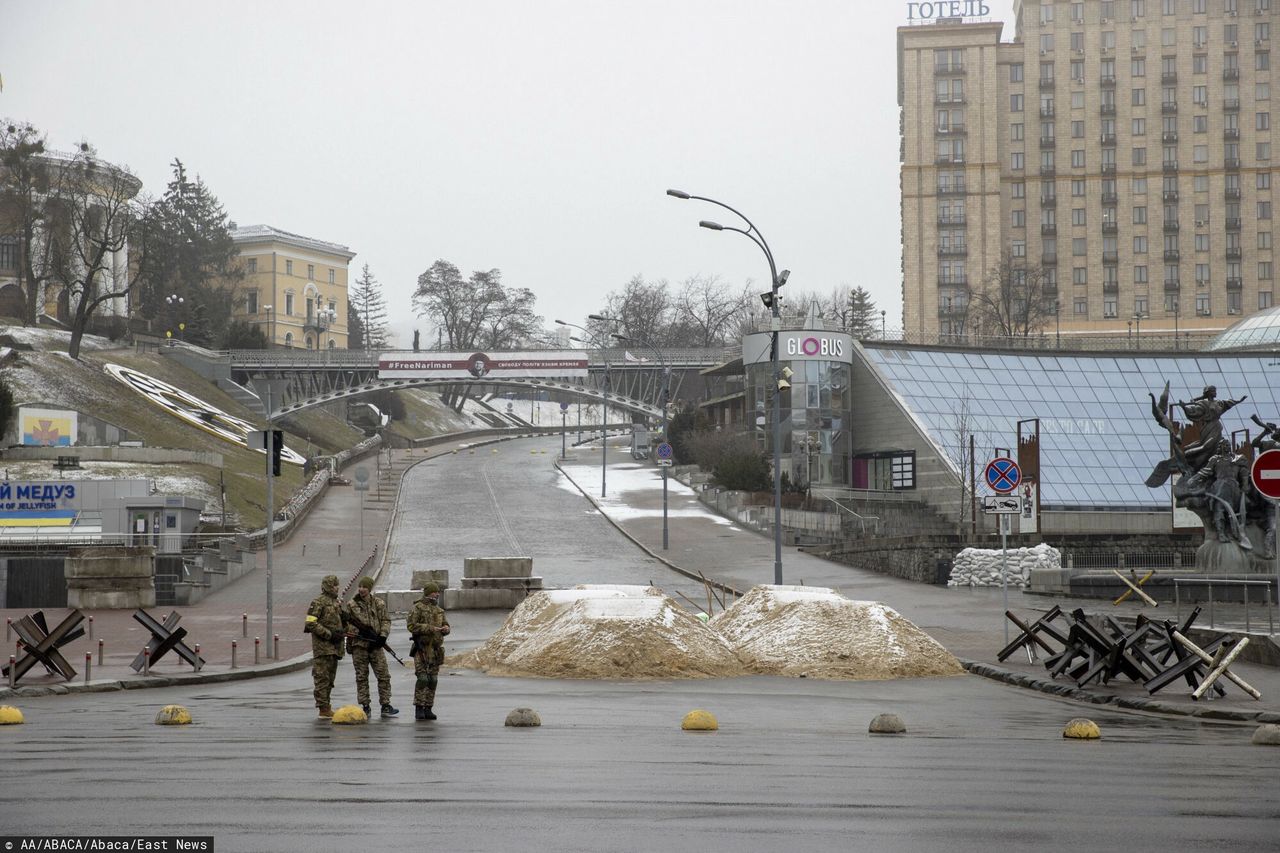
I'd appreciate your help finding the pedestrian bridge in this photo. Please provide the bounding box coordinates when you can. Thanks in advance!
[215,347,733,420]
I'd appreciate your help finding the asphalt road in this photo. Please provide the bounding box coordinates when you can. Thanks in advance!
[2,662,1275,853]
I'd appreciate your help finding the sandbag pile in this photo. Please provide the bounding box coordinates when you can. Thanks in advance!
[947,543,1062,588]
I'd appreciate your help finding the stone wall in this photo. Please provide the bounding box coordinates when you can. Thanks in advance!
[64,546,155,609]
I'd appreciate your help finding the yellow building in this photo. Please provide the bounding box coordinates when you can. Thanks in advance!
[230,225,355,349]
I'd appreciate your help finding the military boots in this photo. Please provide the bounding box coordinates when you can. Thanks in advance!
[423,706,437,720]
[415,705,426,720]
[381,704,399,717]
[317,706,334,718]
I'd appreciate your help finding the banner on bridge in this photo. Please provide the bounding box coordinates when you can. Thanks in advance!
[378,350,589,380]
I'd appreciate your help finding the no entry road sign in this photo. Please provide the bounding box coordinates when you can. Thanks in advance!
[1252,449,1280,500]
[985,457,1022,494]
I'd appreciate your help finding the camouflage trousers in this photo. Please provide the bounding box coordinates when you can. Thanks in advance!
[413,646,442,708]
[312,654,339,708]
[352,644,392,706]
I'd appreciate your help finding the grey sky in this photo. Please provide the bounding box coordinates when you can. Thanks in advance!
[1,0,1014,347]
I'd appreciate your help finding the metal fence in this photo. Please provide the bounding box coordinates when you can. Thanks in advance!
[1173,577,1275,635]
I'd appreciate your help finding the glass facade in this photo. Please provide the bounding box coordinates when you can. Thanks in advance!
[747,359,852,486]
[861,345,1279,510]
[1206,305,1280,352]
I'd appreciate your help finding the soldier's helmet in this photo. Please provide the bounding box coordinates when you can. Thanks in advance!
[422,581,440,595]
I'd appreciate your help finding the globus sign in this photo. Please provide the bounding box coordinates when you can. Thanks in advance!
[742,331,854,365]
[908,1,991,21]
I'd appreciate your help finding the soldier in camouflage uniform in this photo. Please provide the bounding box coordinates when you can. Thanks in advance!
[345,576,399,717]
[406,581,450,720]
[304,574,347,718]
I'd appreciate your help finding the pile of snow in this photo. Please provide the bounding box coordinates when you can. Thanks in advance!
[448,584,746,679]
[711,585,963,680]
[947,543,1061,589]
[0,325,116,353]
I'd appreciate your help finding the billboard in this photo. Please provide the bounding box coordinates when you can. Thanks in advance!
[378,351,589,379]
[20,407,77,446]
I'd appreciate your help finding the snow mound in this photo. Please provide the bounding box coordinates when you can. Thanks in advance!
[449,585,746,679]
[711,585,963,680]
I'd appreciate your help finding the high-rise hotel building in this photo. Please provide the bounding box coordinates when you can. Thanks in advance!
[899,0,1278,341]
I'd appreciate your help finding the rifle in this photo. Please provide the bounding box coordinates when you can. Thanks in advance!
[344,610,409,668]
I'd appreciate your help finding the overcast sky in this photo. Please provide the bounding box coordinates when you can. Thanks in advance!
[1,1,1015,347]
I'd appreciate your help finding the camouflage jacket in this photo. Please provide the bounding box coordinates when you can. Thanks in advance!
[305,591,346,658]
[407,598,449,656]
[345,593,390,647]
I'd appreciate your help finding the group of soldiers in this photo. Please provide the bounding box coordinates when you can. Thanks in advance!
[304,575,451,721]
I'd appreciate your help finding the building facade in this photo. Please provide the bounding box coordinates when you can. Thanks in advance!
[229,225,354,349]
[900,0,1279,342]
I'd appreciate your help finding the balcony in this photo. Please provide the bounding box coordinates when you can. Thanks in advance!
[302,311,337,335]
[1162,131,1179,143]
[1039,77,1056,90]
[938,275,969,287]
[1103,281,1120,293]
[937,245,969,257]
[1042,253,1059,265]
[1163,189,1179,202]
[1102,221,1119,234]
[1227,246,1243,260]
[936,123,967,136]
[1163,160,1179,172]
[1040,194,1058,206]
[1101,192,1119,204]
[1164,220,1181,232]
[1224,67,1241,80]
[1226,217,1243,230]
[934,94,966,105]
[1102,163,1117,174]
[1103,251,1120,264]
[1225,99,1241,111]
[1225,158,1242,170]
[937,214,967,226]
[1224,127,1240,140]
[1162,71,1178,84]
[1227,277,1244,290]
[1040,165,1057,177]
[938,184,968,196]
[936,154,966,165]
[1041,223,1058,235]
[1039,106,1056,117]
[1164,279,1182,292]
[1100,133,1117,145]
[1040,135,1057,148]
[935,63,966,75]
[937,304,969,317]
[1100,75,1117,87]
[1101,103,1117,115]
[1162,101,1179,113]
[1164,249,1182,262]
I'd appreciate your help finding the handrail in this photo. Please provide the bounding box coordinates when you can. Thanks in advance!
[813,491,880,535]
[1172,576,1275,635]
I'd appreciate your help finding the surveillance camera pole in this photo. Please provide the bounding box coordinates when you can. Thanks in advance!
[667,189,785,584]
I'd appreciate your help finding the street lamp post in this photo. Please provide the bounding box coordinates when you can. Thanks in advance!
[880,309,886,340]
[1133,312,1145,350]
[613,332,670,550]
[668,188,787,585]
[556,319,611,498]
[262,305,274,348]
[1054,299,1061,348]
[1172,296,1180,350]
[164,293,184,343]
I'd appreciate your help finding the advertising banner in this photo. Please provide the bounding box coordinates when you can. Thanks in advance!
[20,407,77,446]
[742,332,853,365]
[378,351,588,379]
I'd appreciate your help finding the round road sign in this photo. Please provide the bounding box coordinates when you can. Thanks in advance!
[656,442,674,461]
[354,466,369,483]
[984,457,1021,494]
[560,402,570,411]
[1251,448,1280,501]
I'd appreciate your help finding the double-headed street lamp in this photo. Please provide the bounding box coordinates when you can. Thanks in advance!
[555,319,611,498]
[612,331,671,551]
[667,188,788,585]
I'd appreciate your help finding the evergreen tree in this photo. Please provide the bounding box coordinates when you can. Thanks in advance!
[847,286,880,338]
[0,375,14,441]
[349,263,389,351]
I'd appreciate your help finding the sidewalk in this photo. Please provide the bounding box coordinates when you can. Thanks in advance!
[0,440,486,698]
[555,447,1280,725]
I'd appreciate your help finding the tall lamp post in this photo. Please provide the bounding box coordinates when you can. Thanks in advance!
[668,188,788,585]
[1172,295,1180,351]
[262,305,273,348]
[555,319,611,497]
[613,332,670,550]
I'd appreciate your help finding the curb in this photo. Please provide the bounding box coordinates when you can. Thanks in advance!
[0,654,313,700]
[961,659,1280,724]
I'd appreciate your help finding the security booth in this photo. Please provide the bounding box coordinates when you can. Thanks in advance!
[631,424,650,460]
[742,327,854,487]
[102,496,205,554]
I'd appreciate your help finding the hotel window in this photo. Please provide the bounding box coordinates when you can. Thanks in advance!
[247,258,257,274]
[1072,2,1084,22]
[1012,152,1025,170]
[1194,145,1208,163]
[1194,175,1209,191]
[1071,60,1085,81]
[1010,63,1023,83]
[328,269,335,284]
[1133,177,1148,194]
[1073,208,1087,226]
[1012,181,1026,198]
[1258,22,1271,42]
[1258,52,1270,72]
[1073,237,1088,255]
[1133,117,1146,135]
[1103,31,1117,51]
[1260,201,1273,219]
[1011,123,1024,141]
[1071,91,1085,108]
[1229,291,1243,314]
[1135,265,1149,283]
[1226,24,1239,43]
[1072,150,1086,168]
[1074,267,1088,284]
[1135,296,1149,316]
[1260,261,1273,280]
[1133,147,1147,165]
[1134,206,1147,224]
[1261,172,1273,190]
[1259,83,1271,101]
[1012,240,1026,258]
[1262,292,1274,309]
[1196,264,1210,284]
[1195,204,1209,222]
[1261,232,1273,249]
[1133,29,1147,49]
[1193,0,1206,11]
[1040,34,1055,53]
[1193,86,1207,106]
[1104,295,1119,317]
[1262,142,1273,160]
[1193,115,1208,133]
[307,264,315,280]
[1012,209,1026,227]
[1131,0,1145,17]
[1132,88,1146,106]
[1162,28,1175,47]
[285,260,293,276]
[1072,179,1086,196]
[1132,58,1145,77]
[247,290,258,314]
[1135,235,1149,253]
[1040,3,1054,24]
[1192,27,1207,47]
[1074,297,1088,315]
[1196,233,1210,251]
[1011,94,1024,112]
[1193,54,1208,74]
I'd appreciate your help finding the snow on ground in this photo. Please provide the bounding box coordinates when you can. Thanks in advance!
[0,325,118,353]
[0,461,225,520]
[556,459,737,527]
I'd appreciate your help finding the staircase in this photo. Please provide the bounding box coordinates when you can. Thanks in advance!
[216,378,265,417]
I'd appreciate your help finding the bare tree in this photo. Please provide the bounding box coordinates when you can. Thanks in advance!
[44,143,143,359]
[970,250,1055,339]
[587,275,674,346]
[478,283,542,349]
[0,121,57,325]
[669,274,753,347]
[943,387,975,531]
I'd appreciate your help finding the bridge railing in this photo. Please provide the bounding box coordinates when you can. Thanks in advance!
[222,346,736,369]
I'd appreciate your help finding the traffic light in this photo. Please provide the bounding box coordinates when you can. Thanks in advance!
[270,429,284,477]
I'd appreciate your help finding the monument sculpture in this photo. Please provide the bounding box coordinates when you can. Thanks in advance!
[1146,383,1276,571]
